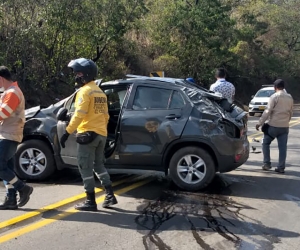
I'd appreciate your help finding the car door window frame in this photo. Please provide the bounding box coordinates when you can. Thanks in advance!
[129,85,186,111]
[168,90,186,109]
[63,92,77,113]
[103,86,129,112]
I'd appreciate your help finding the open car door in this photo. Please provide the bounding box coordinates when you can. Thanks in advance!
[56,84,130,166]
[56,92,78,166]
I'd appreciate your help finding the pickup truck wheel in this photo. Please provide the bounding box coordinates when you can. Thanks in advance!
[15,140,56,181]
[169,147,215,191]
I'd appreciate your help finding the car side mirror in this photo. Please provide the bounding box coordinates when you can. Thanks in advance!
[56,108,68,121]
[251,95,254,99]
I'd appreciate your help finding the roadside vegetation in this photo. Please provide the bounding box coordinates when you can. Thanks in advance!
[0,0,299,107]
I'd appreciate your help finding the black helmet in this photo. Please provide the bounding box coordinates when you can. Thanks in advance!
[68,58,98,83]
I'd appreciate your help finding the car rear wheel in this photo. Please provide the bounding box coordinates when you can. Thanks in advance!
[169,146,215,191]
[15,140,56,180]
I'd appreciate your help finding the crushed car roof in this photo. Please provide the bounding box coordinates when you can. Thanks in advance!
[100,76,183,86]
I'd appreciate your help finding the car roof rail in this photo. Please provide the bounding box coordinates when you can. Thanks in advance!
[262,84,273,87]
[126,74,177,83]
[126,74,151,79]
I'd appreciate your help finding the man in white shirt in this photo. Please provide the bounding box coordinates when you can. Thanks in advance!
[256,79,294,174]
[210,68,235,103]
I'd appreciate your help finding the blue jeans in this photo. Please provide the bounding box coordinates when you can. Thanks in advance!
[262,126,289,170]
[0,139,21,196]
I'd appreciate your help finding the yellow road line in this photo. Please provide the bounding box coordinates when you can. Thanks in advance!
[0,178,152,244]
[248,119,300,140]
[0,176,134,230]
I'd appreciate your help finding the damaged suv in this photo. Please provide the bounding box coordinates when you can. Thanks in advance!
[15,76,249,191]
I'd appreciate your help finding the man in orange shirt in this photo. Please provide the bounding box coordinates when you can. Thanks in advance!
[0,66,33,210]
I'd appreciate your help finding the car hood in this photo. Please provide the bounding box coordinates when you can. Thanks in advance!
[25,106,41,119]
[251,97,270,103]
[25,97,68,120]
[25,105,57,120]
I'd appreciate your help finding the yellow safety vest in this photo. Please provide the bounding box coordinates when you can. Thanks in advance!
[66,81,109,136]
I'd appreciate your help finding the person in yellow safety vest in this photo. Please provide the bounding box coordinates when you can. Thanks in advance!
[60,58,117,211]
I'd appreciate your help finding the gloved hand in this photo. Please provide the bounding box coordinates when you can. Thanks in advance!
[255,124,260,131]
[60,131,70,148]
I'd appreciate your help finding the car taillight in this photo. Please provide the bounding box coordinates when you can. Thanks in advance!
[240,128,244,137]
[235,154,242,162]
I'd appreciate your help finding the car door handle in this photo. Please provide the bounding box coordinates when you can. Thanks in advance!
[165,114,181,119]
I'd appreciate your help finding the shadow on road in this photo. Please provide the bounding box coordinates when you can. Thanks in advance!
[23,168,132,188]
[46,177,300,249]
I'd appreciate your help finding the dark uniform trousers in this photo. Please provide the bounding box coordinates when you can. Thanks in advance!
[77,134,111,192]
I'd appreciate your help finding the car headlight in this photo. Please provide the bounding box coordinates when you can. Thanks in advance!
[249,101,254,105]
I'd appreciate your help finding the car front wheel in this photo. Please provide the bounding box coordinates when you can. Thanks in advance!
[15,140,56,181]
[169,146,215,191]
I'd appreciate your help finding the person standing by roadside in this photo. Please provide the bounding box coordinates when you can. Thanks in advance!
[0,66,33,210]
[60,58,117,211]
[210,68,235,103]
[255,79,294,174]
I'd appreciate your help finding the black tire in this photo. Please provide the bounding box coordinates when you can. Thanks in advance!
[15,140,56,181]
[249,112,255,116]
[169,147,215,191]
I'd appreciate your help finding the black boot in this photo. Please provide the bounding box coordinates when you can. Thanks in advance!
[75,192,97,211]
[0,194,18,210]
[18,184,33,207]
[102,185,118,208]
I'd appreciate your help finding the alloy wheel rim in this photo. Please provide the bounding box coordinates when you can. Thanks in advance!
[19,148,47,176]
[176,154,206,184]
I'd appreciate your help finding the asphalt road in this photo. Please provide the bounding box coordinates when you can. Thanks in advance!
[0,114,300,250]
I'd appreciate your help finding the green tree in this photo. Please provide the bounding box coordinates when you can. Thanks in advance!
[138,0,237,86]
[0,0,146,104]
